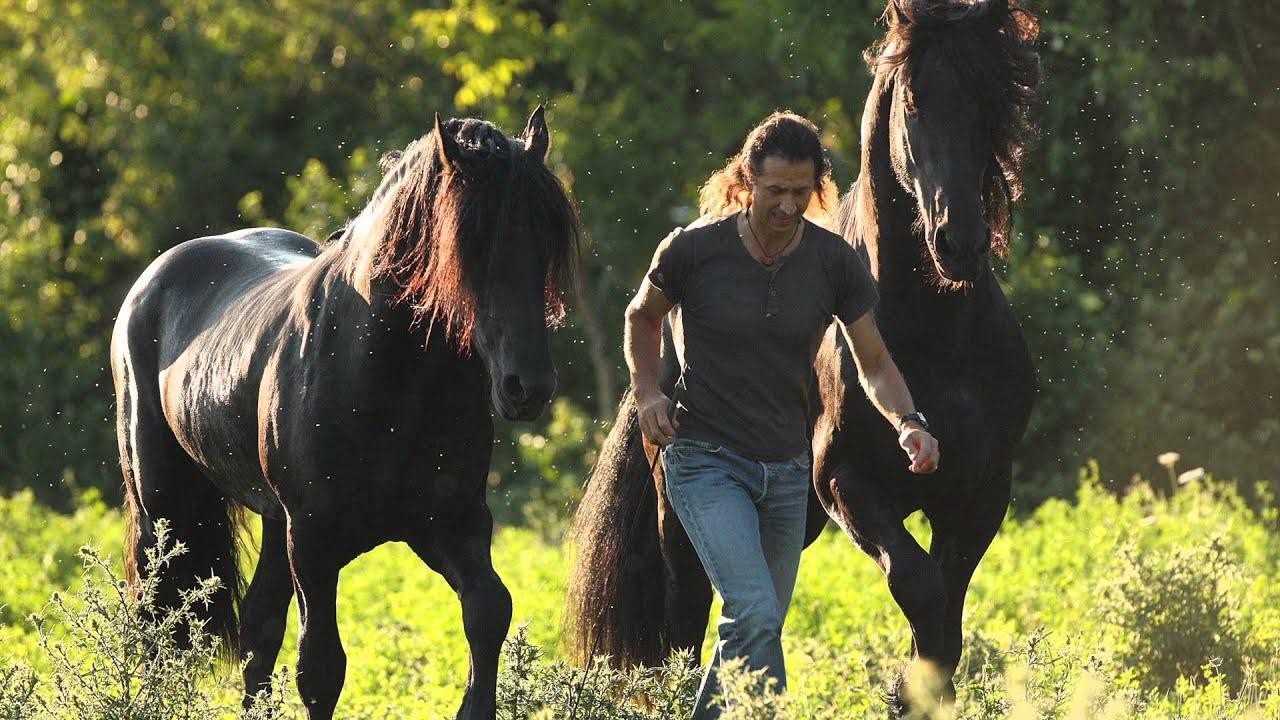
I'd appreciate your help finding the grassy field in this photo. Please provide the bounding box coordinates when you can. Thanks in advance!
[2,462,1279,718]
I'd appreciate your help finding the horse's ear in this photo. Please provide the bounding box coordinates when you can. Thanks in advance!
[434,112,462,171]
[885,0,914,27]
[523,105,550,163]
[1006,1,1040,43]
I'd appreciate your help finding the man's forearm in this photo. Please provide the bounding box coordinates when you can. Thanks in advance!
[624,312,664,401]
[858,353,918,429]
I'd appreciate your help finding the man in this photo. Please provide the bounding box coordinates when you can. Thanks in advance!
[624,111,940,718]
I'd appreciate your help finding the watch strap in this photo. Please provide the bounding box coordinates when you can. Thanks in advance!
[898,411,928,433]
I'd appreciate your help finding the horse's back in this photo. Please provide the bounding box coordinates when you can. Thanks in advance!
[116,228,318,348]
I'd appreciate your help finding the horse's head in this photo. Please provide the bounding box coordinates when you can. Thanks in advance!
[456,110,580,421]
[372,108,580,421]
[877,0,1040,284]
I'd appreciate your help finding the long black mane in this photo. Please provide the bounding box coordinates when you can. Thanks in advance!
[350,118,580,347]
[862,0,1041,253]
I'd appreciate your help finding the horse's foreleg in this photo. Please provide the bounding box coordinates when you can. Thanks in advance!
[240,516,294,712]
[658,483,713,664]
[410,504,511,720]
[287,521,347,720]
[822,468,948,716]
[929,489,1005,675]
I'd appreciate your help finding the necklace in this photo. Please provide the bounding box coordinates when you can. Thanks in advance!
[743,210,801,267]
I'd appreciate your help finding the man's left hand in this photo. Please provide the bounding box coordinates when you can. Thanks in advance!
[899,428,940,474]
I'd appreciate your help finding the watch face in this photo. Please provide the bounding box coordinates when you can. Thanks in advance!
[901,412,927,431]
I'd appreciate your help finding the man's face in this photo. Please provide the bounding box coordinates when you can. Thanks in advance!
[748,156,815,234]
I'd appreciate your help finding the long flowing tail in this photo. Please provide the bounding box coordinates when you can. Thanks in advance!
[116,325,248,664]
[123,474,249,664]
[563,389,669,668]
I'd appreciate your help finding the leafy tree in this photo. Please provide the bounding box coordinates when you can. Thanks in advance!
[0,0,1274,507]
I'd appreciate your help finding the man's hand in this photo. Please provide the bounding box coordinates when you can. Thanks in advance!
[899,427,940,474]
[637,392,679,446]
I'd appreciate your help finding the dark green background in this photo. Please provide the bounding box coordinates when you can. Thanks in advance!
[1,1,1275,516]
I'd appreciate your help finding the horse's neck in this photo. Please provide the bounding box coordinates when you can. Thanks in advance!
[332,210,384,301]
[316,214,476,377]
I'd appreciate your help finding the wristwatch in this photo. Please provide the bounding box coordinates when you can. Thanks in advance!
[897,411,929,433]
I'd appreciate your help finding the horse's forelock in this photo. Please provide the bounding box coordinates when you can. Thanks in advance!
[369,120,579,349]
[871,0,1041,254]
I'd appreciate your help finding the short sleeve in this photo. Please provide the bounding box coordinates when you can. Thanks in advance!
[645,227,693,305]
[834,240,878,325]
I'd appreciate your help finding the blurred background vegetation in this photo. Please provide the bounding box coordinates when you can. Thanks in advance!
[0,0,1275,525]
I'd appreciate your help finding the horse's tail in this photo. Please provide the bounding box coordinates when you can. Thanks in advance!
[116,298,247,665]
[124,487,248,663]
[564,389,669,669]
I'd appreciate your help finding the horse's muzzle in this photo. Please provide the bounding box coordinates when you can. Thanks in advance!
[931,225,989,283]
[495,372,555,421]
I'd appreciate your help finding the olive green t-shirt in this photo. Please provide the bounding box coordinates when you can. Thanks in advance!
[646,215,878,461]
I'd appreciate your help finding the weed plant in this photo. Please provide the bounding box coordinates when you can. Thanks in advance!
[2,460,1279,717]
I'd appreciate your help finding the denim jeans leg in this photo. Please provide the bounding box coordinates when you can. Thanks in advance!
[754,455,812,690]
[662,443,786,720]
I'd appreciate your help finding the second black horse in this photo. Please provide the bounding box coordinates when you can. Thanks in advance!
[113,109,579,720]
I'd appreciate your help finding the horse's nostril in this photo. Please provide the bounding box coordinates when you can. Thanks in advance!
[936,228,956,258]
[502,374,527,403]
[935,226,989,260]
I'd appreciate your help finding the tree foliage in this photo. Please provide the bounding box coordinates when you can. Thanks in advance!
[0,0,1274,506]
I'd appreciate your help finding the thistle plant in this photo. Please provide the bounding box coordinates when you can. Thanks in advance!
[4,519,292,720]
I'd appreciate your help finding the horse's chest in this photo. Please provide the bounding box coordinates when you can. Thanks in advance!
[277,417,493,530]
[905,361,1018,448]
[831,354,1004,485]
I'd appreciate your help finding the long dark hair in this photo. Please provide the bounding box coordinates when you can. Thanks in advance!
[359,117,580,347]
[698,111,839,221]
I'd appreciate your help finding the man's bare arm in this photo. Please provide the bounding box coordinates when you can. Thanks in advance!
[625,279,679,445]
[840,311,940,474]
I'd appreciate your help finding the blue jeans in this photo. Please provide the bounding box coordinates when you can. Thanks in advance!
[662,437,811,720]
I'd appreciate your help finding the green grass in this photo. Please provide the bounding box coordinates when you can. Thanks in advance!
[3,462,1279,718]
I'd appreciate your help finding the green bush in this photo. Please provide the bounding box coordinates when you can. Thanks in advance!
[705,628,1280,720]
[0,489,118,631]
[1098,536,1246,692]
[0,665,38,720]
[1087,242,1280,498]
[2,520,291,720]
[3,460,1279,717]
[496,625,699,719]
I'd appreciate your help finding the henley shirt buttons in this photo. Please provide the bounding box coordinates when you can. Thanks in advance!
[765,284,780,319]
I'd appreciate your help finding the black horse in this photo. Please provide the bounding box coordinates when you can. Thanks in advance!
[112,109,579,720]
[565,0,1040,713]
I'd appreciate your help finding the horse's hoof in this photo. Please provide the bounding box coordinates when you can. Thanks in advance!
[886,673,909,719]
